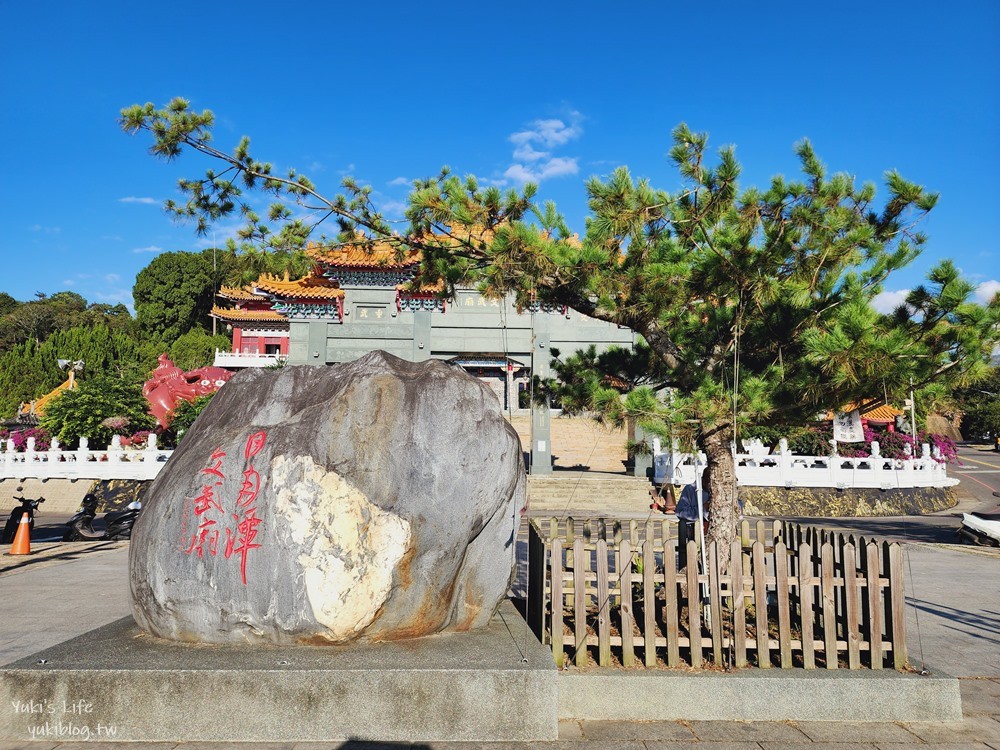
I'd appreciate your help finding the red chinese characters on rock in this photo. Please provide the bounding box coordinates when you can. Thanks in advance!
[181,431,267,585]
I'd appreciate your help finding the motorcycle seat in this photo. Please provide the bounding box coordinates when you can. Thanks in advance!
[968,512,1000,522]
[104,509,135,524]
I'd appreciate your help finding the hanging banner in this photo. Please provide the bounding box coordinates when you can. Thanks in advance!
[833,409,864,442]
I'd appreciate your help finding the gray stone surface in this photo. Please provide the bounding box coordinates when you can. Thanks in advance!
[558,669,962,722]
[793,721,919,743]
[961,679,1000,715]
[903,546,1000,678]
[130,351,526,645]
[0,546,130,666]
[577,721,696,741]
[687,722,810,743]
[0,601,556,743]
[903,715,1000,743]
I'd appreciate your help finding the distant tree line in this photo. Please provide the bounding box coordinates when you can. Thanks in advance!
[0,245,303,443]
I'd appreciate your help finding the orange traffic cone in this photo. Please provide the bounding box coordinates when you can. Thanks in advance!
[9,514,31,555]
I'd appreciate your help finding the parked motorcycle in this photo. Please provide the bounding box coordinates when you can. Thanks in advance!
[1,487,45,543]
[956,491,1000,547]
[62,494,142,541]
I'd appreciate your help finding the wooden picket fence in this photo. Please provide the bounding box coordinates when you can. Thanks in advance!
[526,517,908,670]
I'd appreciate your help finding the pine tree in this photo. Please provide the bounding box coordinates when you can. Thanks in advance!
[122,100,1000,547]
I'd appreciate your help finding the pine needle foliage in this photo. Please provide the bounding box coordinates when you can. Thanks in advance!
[122,102,1000,545]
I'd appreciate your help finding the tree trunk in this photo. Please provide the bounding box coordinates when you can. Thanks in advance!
[700,426,738,556]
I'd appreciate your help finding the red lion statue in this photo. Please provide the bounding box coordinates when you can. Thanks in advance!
[144,354,232,430]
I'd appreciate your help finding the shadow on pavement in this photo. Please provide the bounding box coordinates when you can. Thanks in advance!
[906,596,1000,646]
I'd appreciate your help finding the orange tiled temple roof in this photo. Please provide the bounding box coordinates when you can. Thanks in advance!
[827,403,905,422]
[17,373,77,419]
[218,284,262,301]
[306,240,422,269]
[254,271,344,299]
[304,224,583,270]
[860,403,904,422]
[210,305,287,323]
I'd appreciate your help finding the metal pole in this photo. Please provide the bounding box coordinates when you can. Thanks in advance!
[695,462,709,601]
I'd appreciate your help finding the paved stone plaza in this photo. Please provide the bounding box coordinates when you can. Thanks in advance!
[1,469,998,748]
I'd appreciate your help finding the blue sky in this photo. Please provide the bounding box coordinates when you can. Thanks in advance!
[1,1,997,313]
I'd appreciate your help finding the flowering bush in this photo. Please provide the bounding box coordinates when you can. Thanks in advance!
[838,427,959,464]
[744,424,960,464]
[99,416,131,434]
[0,427,52,452]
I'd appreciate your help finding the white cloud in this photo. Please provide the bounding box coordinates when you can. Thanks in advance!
[131,245,164,254]
[503,110,583,185]
[61,279,75,287]
[101,234,123,241]
[872,289,910,313]
[118,196,158,205]
[307,161,324,173]
[29,224,60,233]
[504,156,579,184]
[338,163,356,176]
[509,113,583,148]
[388,176,410,186]
[512,143,550,162]
[105,273,121,283]
[975,280,1000,304]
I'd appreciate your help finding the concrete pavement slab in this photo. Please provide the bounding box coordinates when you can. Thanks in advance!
[0,547,131,666]
[793,721,919,743]
[533,743,647,750]
[961,680,1000,715]
[903,715,1000,744]
[687,721,809,742]
[902,545,1000,678]
[0,601,558,744]
[577,720,696,741]
[559,720,585,739]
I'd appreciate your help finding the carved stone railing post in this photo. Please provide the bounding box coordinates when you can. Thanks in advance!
[77,436,90,464]
[109,435,124,463]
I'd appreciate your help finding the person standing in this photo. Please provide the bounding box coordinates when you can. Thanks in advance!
[670,467,711,569]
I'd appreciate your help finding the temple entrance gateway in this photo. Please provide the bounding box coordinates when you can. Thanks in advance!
[211,237,637,474]
[447,355,527,412]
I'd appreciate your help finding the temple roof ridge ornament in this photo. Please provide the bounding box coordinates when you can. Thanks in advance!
[218,284,263,301]
[254,270,345,300]
[306,239,422,270]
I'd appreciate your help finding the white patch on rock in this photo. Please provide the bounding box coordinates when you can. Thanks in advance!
[272,454,410,640]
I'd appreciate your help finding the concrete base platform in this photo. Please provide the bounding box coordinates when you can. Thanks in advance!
[560,667,963,722]
[0,601,558,743]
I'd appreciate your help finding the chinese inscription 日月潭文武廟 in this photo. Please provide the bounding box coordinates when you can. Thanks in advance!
[181,431,267,584]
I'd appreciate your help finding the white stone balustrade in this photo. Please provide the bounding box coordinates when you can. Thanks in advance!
[1,434,173,481]
[653,438,957,490]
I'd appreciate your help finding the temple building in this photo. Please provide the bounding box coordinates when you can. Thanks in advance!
[211,238,636,473]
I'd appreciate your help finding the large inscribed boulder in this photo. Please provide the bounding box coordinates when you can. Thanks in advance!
[129,351,525,645]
